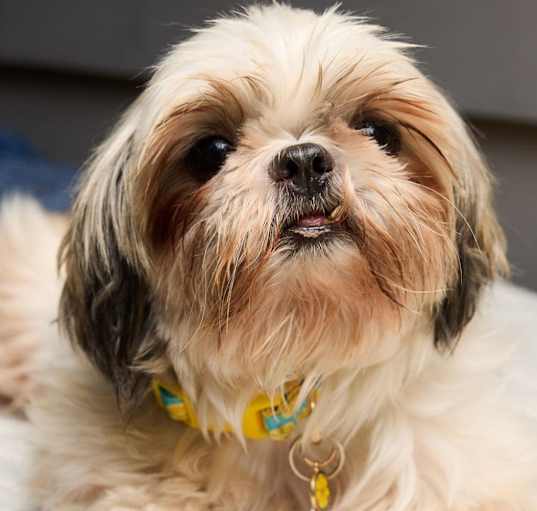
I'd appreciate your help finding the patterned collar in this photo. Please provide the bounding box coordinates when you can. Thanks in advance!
[152,378,316,440]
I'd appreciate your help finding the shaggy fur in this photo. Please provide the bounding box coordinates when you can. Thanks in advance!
[0,197,67,408]
[1,4,536,510]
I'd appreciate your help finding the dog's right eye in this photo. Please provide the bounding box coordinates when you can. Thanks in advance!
[185,135,234,182]
[353,118,401,156]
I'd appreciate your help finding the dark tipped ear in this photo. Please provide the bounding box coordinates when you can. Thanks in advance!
[59,221,157,405]
[59,122,161,406]
[433,212,498,347]
[433,135,508,349]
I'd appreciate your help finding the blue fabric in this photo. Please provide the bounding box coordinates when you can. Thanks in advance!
[0,131,77,212]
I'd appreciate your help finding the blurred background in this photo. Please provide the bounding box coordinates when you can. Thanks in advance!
[1,0,536,289]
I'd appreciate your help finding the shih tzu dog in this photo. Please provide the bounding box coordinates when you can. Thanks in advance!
[1,3,537,510]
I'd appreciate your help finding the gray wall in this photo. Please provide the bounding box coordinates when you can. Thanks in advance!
[1,0,536,289]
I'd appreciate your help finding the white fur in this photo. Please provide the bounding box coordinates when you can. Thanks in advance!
[3,205,537,511]
[0,196,66,407]
[1,5,536,511]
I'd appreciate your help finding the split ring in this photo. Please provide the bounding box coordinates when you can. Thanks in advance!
[288,435,345,482]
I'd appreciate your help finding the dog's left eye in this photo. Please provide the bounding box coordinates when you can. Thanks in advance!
[354,119,401,156]
[185,135,234,182]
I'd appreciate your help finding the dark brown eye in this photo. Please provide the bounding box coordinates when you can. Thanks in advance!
[185,135,234,182]
[354,119,401,156]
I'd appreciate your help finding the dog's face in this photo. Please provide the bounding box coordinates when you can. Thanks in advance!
[60,5,506,402]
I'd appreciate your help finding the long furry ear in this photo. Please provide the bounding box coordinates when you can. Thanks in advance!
[59,111,161,405]
[434,126,508,348]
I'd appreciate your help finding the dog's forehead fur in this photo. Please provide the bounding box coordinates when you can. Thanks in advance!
[144,5,417,137]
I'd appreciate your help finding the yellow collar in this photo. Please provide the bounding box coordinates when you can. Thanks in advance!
[152,379,316,440]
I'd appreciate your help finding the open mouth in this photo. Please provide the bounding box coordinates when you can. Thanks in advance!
[285,205,345,239]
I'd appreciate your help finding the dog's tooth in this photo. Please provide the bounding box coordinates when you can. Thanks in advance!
[289,226,328,238]
[329,206,343,221]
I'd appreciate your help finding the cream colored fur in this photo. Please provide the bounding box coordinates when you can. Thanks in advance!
[0,197,66,409]
[1,4,537,511]
[1,198,536,510]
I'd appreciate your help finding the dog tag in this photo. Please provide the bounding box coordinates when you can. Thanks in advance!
[289,435,345,510]
[310,470,330,510]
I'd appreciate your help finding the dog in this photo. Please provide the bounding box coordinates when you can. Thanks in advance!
[1,4,536,510]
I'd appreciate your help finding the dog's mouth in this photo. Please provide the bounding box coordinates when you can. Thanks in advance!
[283,205,346,240]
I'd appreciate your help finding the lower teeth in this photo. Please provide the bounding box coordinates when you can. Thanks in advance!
[289,226,330,238]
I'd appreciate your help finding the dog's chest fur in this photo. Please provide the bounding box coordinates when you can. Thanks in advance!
[29,298,537,511]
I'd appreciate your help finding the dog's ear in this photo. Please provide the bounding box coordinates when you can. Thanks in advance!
[433,126,508,349]
[59,114,161,405]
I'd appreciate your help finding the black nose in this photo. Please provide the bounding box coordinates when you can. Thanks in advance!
[271,143,334,196]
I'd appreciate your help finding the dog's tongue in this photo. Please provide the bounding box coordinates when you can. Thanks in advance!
[297,214,328,228]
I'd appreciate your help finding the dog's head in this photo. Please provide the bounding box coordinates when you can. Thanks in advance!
[59,5,507,405]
